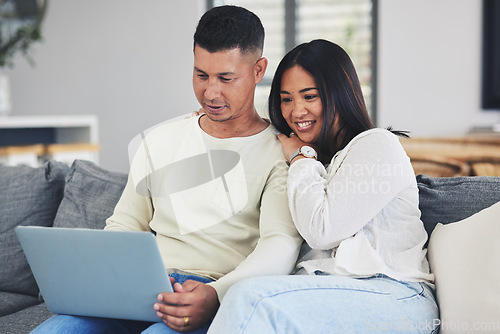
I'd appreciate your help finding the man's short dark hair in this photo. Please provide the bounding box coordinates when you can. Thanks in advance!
[194,5,264,55]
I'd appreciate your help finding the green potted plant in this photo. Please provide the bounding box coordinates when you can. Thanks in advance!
[0,21,43,68]
[0,0,46,115]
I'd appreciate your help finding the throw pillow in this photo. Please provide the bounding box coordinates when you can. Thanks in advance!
[417,174,500,237]
[427,201,500,334]
[0,160,69,296]
[53,159,127,229]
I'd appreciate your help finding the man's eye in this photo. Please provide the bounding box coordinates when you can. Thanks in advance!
[197,74,208,79]
[220,77,232,82]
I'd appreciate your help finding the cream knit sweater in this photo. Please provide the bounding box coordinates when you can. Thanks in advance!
[105,116,302,300]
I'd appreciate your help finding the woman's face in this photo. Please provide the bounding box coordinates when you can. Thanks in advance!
[280,65,324,144]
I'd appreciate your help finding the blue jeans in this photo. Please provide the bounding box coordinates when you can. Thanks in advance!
[32,273,213,334]
[207,274,440,334]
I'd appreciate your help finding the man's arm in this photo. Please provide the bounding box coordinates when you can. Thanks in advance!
[208,161,303,299]
[105,173,153,231]
[154,161,302,332]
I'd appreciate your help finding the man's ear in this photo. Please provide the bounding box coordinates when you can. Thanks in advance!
[254,57,268,84]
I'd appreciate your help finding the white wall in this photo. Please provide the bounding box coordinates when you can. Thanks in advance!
[5,0,203,172]
[377,0,500,136]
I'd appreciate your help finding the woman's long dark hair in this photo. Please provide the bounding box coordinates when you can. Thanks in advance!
[269,39,406,164]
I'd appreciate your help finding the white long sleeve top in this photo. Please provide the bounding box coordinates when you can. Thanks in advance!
[105,116,302,300]
[290,128,434,285]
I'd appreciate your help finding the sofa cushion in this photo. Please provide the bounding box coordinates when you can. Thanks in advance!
[417,174,500,237]
[0,291,41,317]
[53,159,127,230]
[0,302,52,333]
[0,161,69,296]
[427,201,500,334]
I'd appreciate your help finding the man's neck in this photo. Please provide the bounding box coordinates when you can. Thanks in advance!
[199,111,269,139]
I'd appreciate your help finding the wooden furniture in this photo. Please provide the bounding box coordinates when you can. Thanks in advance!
[400,136,500,177]
[0,144,44,167]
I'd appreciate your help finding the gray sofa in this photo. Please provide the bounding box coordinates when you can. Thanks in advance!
[0,160,499,333]
[0,160,127,333]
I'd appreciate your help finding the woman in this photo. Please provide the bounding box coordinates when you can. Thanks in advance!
[207,39,439,333]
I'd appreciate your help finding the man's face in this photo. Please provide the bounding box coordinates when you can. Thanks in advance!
[193,45,263,123]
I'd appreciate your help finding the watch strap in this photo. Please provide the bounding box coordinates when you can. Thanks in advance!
[288,148,301,165]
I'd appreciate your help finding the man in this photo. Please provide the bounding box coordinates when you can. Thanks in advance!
[33,5,302,334]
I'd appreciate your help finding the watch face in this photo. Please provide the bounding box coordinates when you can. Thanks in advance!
[300,146,317,158]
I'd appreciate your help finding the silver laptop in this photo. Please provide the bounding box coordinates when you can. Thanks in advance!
[15,226,173,322]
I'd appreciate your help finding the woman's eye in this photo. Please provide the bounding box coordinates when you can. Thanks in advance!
[305,95,318,100]
[281,97,292,103]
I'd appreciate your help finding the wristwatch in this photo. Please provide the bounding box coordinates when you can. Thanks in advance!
[288,146,317,165]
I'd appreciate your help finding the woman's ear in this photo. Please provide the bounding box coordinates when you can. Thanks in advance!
[254,57,268,84]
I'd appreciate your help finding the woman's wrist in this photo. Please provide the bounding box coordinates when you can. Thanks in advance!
[289,155,317,167]
[288,146,318,166]
[289,154,305,165]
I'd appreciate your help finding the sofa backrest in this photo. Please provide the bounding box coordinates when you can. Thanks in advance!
[0,160,69,296]
[0,160,127,298]
[417,174,500,237]
[52,159,127,230]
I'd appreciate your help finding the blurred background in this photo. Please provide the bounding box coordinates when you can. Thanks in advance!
[1,0,499,173]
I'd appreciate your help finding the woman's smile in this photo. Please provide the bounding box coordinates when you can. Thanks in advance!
[296,120,316,132]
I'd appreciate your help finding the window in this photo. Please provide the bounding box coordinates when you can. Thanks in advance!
[208,0,375,120]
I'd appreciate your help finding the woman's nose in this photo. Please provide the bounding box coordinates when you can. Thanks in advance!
[291,101,308,117]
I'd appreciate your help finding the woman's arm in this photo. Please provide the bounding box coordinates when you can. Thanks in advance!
[287,130,413,250]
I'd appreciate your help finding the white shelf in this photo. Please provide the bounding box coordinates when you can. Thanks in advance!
[0,115,98,144]
[0,115,99,166]
[0,115,97,128]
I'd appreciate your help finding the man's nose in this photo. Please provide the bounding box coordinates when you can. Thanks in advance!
[204,79,221,100]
